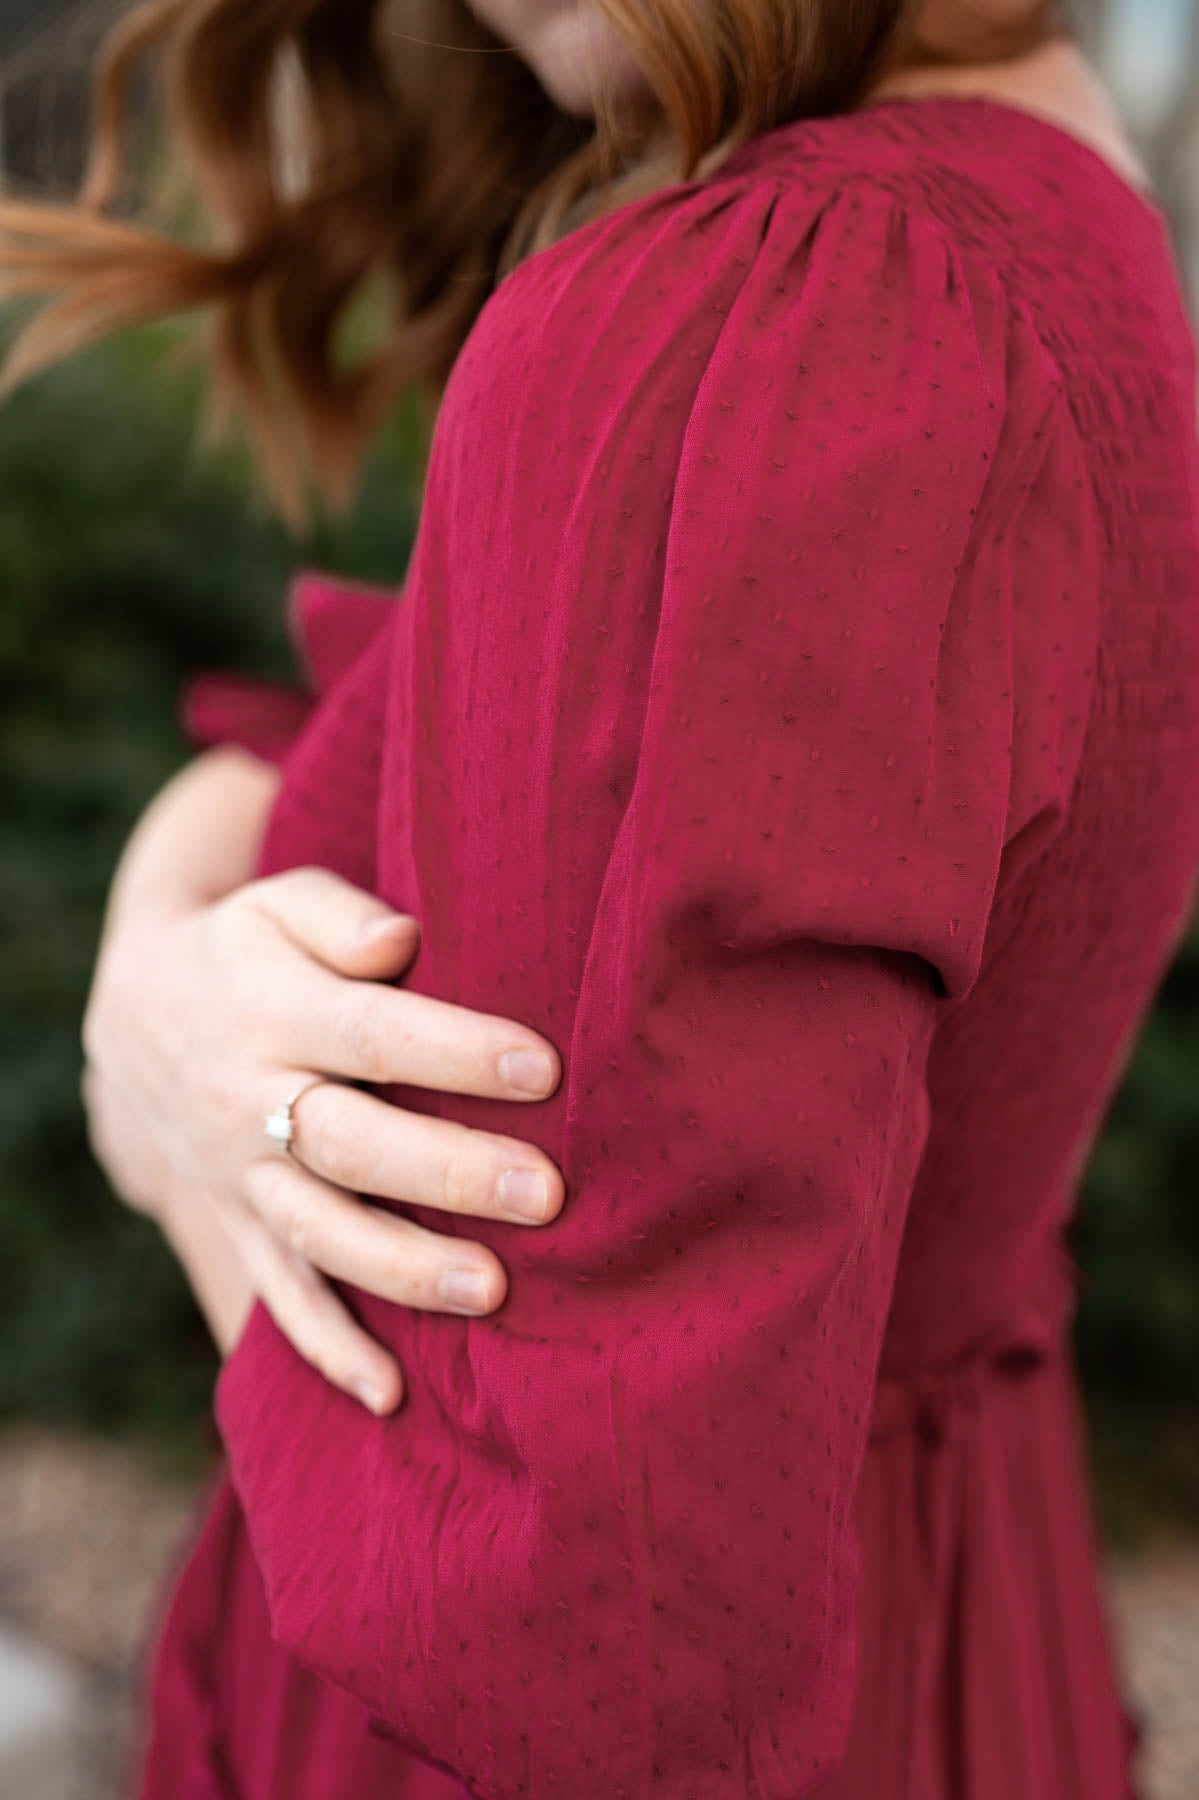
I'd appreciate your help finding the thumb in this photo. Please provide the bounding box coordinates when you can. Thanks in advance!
[246,866,421,977]
[341,906,424,977]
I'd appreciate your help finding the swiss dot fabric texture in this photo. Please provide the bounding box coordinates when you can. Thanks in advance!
[136,95,1199,1800]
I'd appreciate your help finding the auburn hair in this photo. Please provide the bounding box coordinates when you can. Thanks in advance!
[0,0,1070,528]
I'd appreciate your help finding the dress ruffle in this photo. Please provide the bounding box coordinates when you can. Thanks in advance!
[177,569,398,766]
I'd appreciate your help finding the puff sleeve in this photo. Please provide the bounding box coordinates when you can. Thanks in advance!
[177,567,398,765]
[212,185,1100,1798]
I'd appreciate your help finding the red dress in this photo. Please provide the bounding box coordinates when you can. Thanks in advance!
[129,95,1199,1800]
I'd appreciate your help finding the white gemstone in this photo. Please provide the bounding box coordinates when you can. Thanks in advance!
[264,1111,293,1144]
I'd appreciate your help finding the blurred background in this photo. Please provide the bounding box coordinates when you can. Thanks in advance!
[0,0,1197,1796]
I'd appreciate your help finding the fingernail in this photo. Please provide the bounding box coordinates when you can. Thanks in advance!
[498,1049,555,1095]
[495,1167,549,1223]
[356,914,418,948]
[438,1267,495,1313]
[352,1378,387,1413]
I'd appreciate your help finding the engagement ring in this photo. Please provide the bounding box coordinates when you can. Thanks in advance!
[264,1076,327,1159]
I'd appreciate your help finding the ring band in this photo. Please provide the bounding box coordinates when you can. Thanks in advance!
[264,1076,327,1160]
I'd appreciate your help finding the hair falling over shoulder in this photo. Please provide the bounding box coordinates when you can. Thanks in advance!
[0,0,1069,527]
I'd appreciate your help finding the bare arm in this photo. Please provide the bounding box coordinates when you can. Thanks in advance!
[100,744,282,933]
[82,745,564,1410]
[90,747,285,1356]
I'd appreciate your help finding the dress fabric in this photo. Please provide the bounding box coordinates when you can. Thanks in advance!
[129,95,1199,1800]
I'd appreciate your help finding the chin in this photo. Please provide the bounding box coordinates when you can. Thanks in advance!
[527,6,654,118]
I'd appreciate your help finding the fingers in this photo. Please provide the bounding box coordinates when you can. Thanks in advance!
[282,1079,564,1225]
[222,1198,406,1415]
[241,866,423,979]
[235,867,563,1104]
[242,1153,509,1320]
[285,979,563,1102]
[242,868,562,1099]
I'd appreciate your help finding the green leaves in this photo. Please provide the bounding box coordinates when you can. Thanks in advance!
[0,309,421,1443]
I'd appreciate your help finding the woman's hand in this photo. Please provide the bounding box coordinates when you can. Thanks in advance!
[82,749,563,1415]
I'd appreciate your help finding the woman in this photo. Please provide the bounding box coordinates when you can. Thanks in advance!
[2,1,1196,1795]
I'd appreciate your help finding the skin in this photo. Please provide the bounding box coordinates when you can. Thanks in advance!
[464,1,1151,193]
[461,0,654,117]
[84,4,1148,1418]
[84,749,565,1415]
[863,11,1154,194]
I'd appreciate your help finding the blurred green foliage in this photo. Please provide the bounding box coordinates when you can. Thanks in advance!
[0,311,1196,1533]
[0,310,423,1462]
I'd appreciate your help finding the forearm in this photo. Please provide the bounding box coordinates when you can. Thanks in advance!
[102,745,280,939]
[97,747,278,1350]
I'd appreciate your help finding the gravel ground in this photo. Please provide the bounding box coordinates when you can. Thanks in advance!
[1106,1539,1199,1800]
[0,1424,207,1800]
[0,1421,1196,1800]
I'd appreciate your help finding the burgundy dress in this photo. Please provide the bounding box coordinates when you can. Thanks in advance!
[128,95,1199,1800]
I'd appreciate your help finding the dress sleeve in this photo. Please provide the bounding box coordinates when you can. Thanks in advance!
[177,567,399,765]
[212,185,1100,1797]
